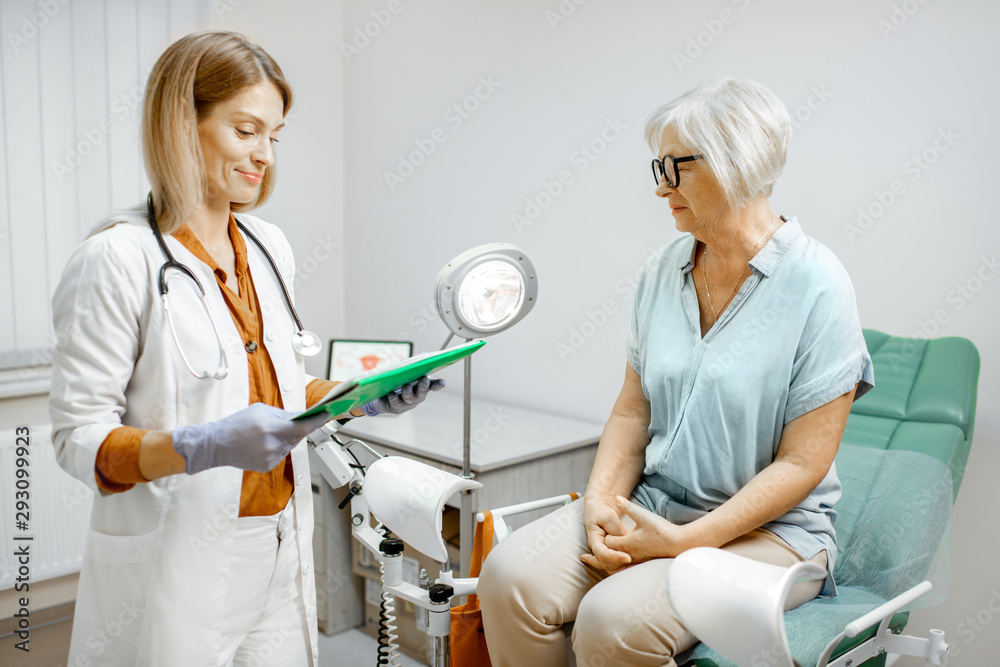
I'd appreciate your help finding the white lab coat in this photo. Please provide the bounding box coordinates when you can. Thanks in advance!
[49,207,320,666]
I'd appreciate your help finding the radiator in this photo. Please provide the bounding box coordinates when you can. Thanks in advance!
[0,425,92,589]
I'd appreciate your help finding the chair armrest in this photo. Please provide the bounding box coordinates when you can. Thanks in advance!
[845,581,932,638]
[480,492,579,542]
[818,581,945,667]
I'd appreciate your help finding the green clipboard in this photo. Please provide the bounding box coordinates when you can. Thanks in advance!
[293,339,486,421]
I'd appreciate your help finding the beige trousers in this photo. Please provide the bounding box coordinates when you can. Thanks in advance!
[477,499,825,667]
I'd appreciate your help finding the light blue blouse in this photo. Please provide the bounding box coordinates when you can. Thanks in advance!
[627,217,874,597]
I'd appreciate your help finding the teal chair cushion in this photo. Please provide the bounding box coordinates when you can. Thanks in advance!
[844,331,979,497]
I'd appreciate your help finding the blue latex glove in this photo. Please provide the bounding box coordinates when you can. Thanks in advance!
[360,376,445,417]
[172,403,329,474]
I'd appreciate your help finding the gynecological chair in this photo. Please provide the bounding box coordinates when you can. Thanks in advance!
[668,330,980,667]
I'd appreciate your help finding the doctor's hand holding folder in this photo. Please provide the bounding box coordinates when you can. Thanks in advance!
[171,340,482,475]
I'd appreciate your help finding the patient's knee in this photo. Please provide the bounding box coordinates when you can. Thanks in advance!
[573,596,629,667]
[476,541,518,608]
[573,573,685,666]
[479,502,584,610]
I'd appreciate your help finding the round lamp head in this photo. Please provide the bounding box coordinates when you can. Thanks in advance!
[435,243,537,338]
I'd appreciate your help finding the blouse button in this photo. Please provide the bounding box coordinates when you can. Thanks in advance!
[281,381,291,393]
[245,341,257,353]
[265,330,276,342]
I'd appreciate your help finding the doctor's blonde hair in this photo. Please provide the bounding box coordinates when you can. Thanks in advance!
[142,31,293,234]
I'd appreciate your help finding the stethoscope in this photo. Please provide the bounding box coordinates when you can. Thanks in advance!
[146,193,321,380]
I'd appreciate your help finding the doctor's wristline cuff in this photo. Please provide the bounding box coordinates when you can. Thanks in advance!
[337,408,365,425]
[94,425,152,494]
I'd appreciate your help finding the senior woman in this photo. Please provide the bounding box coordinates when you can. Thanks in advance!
[50,32,441,666]
[477,77,874,666]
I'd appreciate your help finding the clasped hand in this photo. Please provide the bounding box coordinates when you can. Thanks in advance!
[581,495,691,571]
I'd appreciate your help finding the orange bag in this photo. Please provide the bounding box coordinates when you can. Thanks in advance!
[449,511,494,666]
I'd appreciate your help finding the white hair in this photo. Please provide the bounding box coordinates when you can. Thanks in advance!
[643,77,791,209]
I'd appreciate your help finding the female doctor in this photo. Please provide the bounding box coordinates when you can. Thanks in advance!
[49,31,439,666]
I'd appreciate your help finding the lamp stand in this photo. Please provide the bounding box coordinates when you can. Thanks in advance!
[460,346,475,576]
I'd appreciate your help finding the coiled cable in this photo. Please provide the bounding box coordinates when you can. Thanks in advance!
[376,560,402,666]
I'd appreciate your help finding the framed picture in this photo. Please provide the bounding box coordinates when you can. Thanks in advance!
[326,339,413,380]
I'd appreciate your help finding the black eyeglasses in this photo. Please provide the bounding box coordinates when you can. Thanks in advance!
[651,154,702,187]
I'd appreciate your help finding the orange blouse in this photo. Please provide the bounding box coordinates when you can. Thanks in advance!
[93,213,337,517]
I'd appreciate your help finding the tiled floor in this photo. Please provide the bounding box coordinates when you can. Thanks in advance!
[0,616,428,666]
[318,627,428,666]
[1,616,73,666]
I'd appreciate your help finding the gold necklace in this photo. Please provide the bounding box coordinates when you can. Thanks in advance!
[703,214,779,327]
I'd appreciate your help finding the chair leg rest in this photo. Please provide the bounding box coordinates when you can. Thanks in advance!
[823,628,951,667]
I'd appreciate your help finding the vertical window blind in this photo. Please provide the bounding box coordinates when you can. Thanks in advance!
[0,0,207,374]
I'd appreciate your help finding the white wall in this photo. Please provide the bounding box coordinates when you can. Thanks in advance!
[211,0,347,379]
[337,1,1000,664]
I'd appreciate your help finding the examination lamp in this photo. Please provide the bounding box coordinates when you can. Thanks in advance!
[433,242,537,572]
[434,243,537,339]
